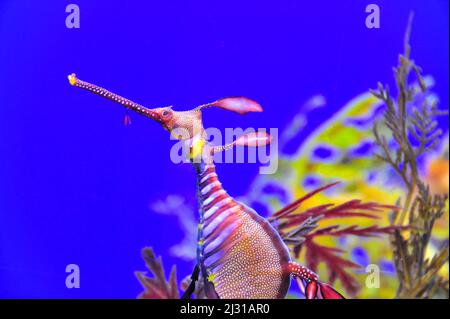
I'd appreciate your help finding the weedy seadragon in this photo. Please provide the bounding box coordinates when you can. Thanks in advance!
[68,73,352,299]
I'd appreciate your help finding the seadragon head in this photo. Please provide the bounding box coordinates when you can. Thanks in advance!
[68,73,271,163]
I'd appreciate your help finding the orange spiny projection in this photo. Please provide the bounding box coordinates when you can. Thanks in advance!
[68,73,391,299]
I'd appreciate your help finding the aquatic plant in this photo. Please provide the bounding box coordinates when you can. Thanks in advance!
[135,247,179,299]
[370,14,449,298]
[150,195,198,260]
[269,182,401,295]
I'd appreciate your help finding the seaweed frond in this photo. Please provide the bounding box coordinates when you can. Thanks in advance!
[304,239,361,295]
[272,183,403,295]
[370,13,449,298]
[307,225,405,238]
[136,247,179,299]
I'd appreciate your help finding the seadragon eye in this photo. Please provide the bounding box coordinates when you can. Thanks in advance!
[160,109,173,121]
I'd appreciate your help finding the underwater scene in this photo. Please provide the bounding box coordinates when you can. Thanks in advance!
[0,1,448,300]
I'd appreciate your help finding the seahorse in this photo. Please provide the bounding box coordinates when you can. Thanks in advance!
[68,73,344,299]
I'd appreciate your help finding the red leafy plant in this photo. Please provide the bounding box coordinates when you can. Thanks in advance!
[270,182,403,296]
[136,247,207,299]
[135,247,179,299]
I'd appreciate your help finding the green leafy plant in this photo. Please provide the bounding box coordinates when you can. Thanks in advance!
[370,13,449,299]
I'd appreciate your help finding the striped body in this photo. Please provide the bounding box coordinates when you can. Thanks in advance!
[194,162,291,299]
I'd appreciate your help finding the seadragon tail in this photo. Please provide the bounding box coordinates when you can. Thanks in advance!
[288,262,345,299]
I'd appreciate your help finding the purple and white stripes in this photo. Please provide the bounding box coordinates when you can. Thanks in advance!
[196,164,241,272]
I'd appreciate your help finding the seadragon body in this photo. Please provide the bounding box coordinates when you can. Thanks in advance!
[194,160,292,298]
[68,73,344,299]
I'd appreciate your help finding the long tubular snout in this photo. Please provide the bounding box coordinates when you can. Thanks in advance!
[68,73,161,122]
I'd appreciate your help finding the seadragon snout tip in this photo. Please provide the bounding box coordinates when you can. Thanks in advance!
[68,73,77,86]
